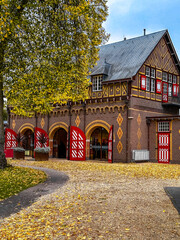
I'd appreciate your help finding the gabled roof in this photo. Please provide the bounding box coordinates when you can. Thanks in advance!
[90,30,180,81]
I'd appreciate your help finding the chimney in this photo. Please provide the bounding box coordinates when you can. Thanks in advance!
[144,29,146,36]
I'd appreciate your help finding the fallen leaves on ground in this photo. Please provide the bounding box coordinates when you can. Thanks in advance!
[0,165,47,200]
[8,159,180,179]
[0,160,179,239]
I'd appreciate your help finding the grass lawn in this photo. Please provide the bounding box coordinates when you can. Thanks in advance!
[0,159,180,239]
[0,165,47,201]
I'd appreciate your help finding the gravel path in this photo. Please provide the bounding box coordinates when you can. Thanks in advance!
[0,166,69,219]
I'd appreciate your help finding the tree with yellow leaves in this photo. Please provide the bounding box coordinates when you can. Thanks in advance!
[0,0,109,168]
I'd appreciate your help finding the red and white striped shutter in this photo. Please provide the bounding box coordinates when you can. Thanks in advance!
[4,128,17,158]
[108,125,113,163]
[141,75,146,90]
[156,80,162,94]
[70,126,86,161]
[34,127,49,148]
[173,84,178,96]
[158,133,170,164]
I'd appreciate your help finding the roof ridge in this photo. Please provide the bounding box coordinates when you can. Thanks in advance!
[101,29,167,47]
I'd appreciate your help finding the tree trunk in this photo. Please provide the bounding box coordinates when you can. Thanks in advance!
[0,44,7,168]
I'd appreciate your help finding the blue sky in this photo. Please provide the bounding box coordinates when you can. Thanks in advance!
[103,0,180,57]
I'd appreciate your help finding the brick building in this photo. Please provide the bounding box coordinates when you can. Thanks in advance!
[6,30,180,163]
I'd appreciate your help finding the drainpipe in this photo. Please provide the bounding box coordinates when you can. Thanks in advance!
[35,112,38,128]
[125,80,131,163]
[100,127,102,161]
[125,99,129,163]
[146,118,150,151]
[68,101,72,127]
[83,101,86,133]
[68,101,72,160]
[47,113,50,134]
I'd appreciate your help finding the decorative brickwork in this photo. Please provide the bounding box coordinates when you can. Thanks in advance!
[117,113,123,153]
[41,118,45,128]
[12,120,16,130]
[75,115,80,127]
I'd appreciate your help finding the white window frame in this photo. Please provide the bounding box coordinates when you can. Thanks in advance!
[162,72,167,82]
[168,74,172,83]
[92,75,102,91]
[173,75,177,84]
[146,77,150,91]
[151,78,155,92]
[145,67,150,77]
[151,68,155,78]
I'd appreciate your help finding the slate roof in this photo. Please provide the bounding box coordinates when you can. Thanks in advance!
[90,30,167,81]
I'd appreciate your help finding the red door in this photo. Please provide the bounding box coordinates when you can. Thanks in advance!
[158,133,170,164]
[70,126,86,161]
[108,125,113,163]
[34,127,49,148]
[4,128,17,158]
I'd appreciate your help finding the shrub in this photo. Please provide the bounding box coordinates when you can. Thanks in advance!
[34,147,50,153]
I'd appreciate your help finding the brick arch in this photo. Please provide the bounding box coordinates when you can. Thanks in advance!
[49,122,68,140]
[85,120,111,159]
[85,120,110,140]
[18,123,34,134]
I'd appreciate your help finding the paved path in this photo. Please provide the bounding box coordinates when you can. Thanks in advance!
[0,166,69,219]
[164,187,180,214]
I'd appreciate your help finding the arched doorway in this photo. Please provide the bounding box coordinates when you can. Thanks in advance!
[53,128,67,158]
[90,127,108,160]
[23,129,34,157]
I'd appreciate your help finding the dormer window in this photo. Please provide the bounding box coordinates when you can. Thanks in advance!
[92,75,102,91]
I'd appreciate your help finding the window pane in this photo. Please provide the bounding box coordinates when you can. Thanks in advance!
[162,72,167,81]
[151,79,155,92]
[92,75,102,91]
[151,68,155,78]
[146,77,150,91]
[158,122,169,132]
[146,67,150,77]
[98,76,102,91]
[173,75,177,84]
[92,76,97,91]
[168,84,172,96]
[173,84,177,96]
[169,74,172,83]
[163,83,168,94]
